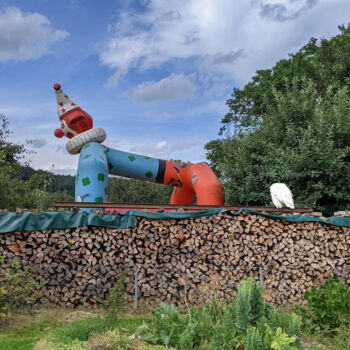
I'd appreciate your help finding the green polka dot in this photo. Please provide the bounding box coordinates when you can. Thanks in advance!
[83,144,91,150]
[98,173,105,181]
[99,156,106,162]
[108,162,113,170]
[145,171,153,178]
[82,177,90,186]
[128,155,136,162]
[95,197,103,203]
[144,156,151,159]
[83,154,91,160]
[104,187,108,195]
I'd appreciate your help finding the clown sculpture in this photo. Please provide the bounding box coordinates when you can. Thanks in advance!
[53,83,224,208]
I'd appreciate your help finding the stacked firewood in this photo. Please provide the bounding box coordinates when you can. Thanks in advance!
[0,211,349,307]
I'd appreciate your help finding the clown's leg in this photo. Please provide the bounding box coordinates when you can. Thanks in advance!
[75,142,108,209]
[190,163,225,206]
[170,185,195,205]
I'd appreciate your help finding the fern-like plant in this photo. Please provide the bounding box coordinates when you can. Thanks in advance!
[245,326,269,350]
[235,278,265,330]
[104,264,130,326]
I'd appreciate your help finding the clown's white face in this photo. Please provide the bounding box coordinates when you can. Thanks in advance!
[60,120,78,138]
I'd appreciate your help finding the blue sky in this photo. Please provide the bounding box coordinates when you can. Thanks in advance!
[1,0,350,174]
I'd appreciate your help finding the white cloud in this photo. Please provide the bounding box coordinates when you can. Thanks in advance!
[100,0,350,87]
[127,73,197,102]
[30,138,46,148]
[155,140,168,150]
[0,7,69,61]
[105,135,203,162]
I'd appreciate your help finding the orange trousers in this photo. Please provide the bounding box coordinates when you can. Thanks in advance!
[163,161,224,206]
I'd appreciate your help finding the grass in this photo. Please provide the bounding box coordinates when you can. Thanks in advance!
[0,306,349,350]
[0,308,99,350]
[0,307,159,350]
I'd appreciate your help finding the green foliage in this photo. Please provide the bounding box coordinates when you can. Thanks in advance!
[205,25,350,214]
[0,257,44,323]
[52,317,108,344]
[322,324,350,350]
[287,314,302,346]
[0,114,75,211]
[137,278,304,349]
[245,326,269,350]
[297,276,350,332]
[235,277,265,330]
[209,302,241,350]
[108,177,173,204]
[179,301,223,349]
[148,303,184,347]
[265,325,298,350]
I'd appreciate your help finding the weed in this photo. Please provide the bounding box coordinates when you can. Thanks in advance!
[104,264,130,327]
[52,317,107,344]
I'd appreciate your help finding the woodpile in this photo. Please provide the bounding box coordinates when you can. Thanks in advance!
[0,211,349,308]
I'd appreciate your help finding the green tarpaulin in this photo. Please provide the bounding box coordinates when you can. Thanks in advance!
[0,208,349,234]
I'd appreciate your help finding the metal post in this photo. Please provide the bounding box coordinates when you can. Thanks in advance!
[259,265,263,287]
[134,264,138,308]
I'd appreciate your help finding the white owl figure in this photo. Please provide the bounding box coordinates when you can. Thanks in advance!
[270,183,295,209]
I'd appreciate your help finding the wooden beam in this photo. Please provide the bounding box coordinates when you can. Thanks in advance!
[51,202,313,213]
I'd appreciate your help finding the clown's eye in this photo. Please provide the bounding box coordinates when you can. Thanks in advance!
[61,123,65,129]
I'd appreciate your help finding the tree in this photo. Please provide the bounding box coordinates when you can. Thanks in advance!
[205,25,350,214]
[0,114,74,211]
[108,177,173,204]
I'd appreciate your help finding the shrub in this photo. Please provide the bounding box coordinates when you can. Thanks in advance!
[235,278,265,330]
[0,256,44,323]
[298,276,350,332]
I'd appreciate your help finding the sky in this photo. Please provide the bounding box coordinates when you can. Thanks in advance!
[1,0,349,175]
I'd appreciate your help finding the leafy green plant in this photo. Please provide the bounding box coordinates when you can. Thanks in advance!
[148,303,184,347]
[265,325,298,350]
[245,326,269,350]
[209,302,241,350]
[298,276,350,332]
[0,257,44,323]
[235,278,265,330]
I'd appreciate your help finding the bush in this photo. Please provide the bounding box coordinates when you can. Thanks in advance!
[235,277,265,330]
[297,276,350,332]
[0,256,44,323]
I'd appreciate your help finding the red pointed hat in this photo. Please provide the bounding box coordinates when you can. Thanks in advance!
[53,83,93,139]
[54,83,81,119]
